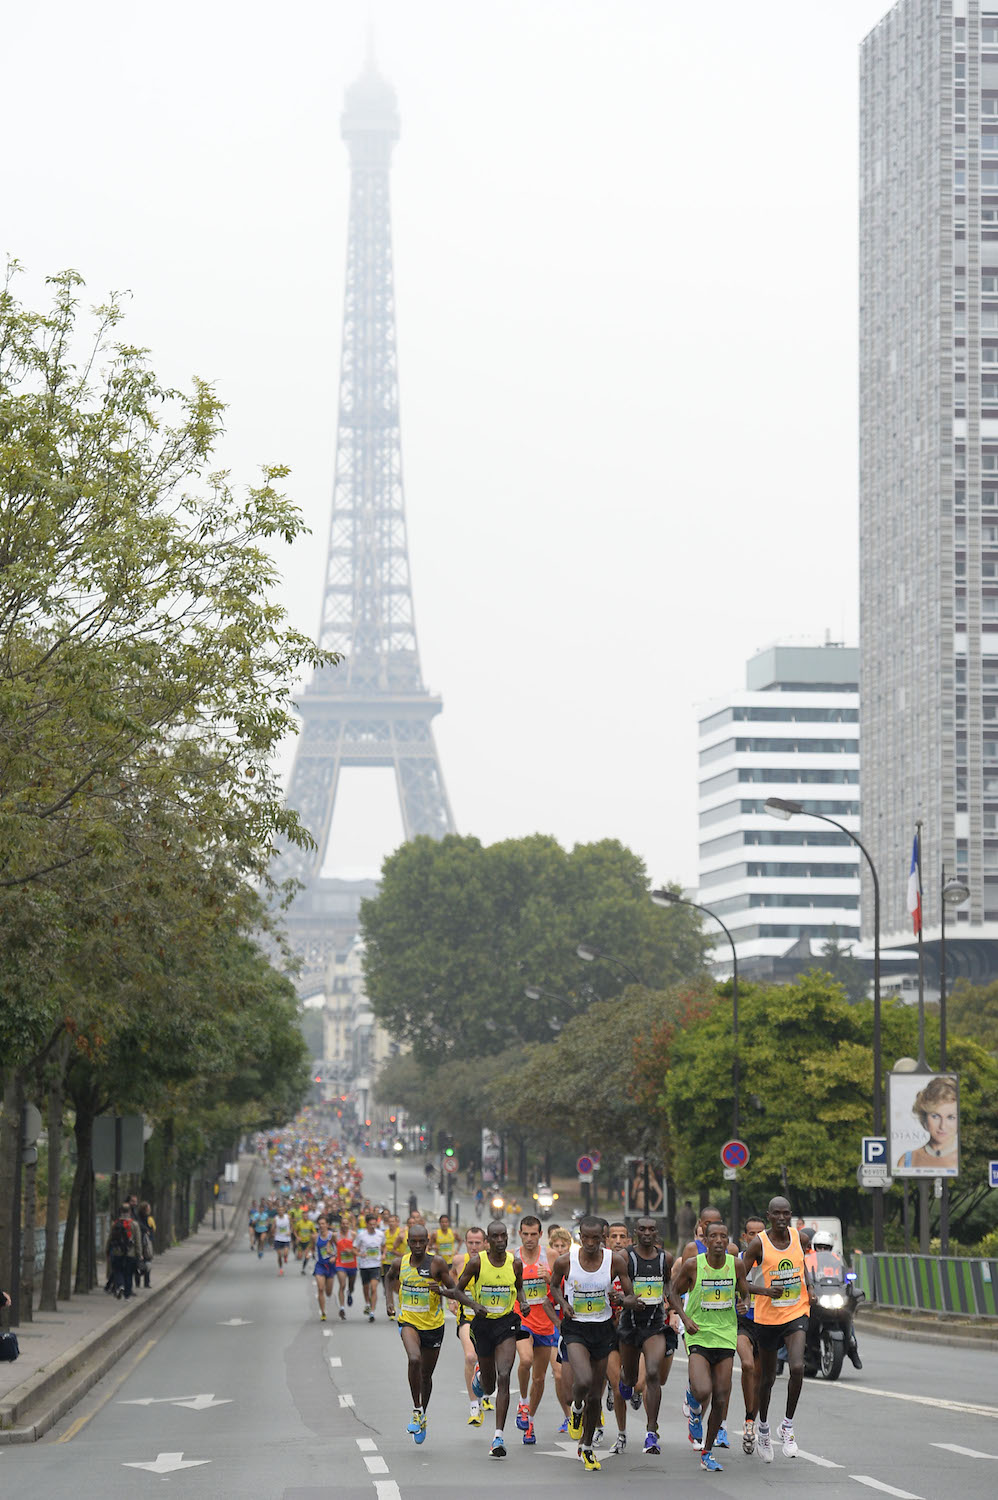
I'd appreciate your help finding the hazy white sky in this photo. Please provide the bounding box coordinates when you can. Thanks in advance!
[6,0,890,889]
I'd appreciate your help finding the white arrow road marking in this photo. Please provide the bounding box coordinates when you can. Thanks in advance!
[797,1450,843,1468]
[339,1394,355,1408]
[364,1457,390,1474]
[356,1439,377,1452]
[217,1318,252,1326]
[329,1357,342,1368]
[932,1443,998,1460]
[851,1480,924,1499]
[119,1395,230,1411]
[123,1453,211,1474]
[540,1440,584,1459]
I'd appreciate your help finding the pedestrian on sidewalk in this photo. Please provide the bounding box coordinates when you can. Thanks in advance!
[108,1201,143,1299]
[137,1201,156,1289]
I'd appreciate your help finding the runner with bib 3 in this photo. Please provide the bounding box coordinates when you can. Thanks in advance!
[458,1220,526,1458]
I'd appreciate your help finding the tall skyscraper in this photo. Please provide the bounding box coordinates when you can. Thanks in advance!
[697,645,861,977]
[275,57,454,995]
[861,0,998,965]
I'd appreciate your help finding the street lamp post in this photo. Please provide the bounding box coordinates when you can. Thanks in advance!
[939,867,970,1254]
[651,889,741,1237]
[764,796,885,1252]
[575,943,646,987]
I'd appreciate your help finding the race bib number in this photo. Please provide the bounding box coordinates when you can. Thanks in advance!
[770,1268,801,1304]
[480,1283,513,1312]
[703,1277,734,1310]
[572,1289,608,1316]
[401,1284,431,1312]
[522,1276,548,1306]
[633,1276,664,1305]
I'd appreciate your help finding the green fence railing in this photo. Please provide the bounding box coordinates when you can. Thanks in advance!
[853,1252,998,1317]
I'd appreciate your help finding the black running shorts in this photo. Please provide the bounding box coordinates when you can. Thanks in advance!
[561,1318,616,1363]
[752,1314,808,1352]
[470,1312,521,1360]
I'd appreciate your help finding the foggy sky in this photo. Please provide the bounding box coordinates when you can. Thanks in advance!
[4,0,890,889]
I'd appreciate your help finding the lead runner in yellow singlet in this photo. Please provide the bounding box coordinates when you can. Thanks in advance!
[458,1219,527,1458]
[385,1223,484,1446]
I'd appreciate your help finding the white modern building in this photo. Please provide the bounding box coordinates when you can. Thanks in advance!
[697,644,861,975]
[321,937,399,1125]
[860,0,998,975]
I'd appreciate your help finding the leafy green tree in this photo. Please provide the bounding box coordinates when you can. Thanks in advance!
[944,978,998,1057]
[361,833,706,1059]
[813,928,869,1004]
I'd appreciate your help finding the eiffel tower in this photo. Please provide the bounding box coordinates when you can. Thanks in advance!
[277,56,454,995]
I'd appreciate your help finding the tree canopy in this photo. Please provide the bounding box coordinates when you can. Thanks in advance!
[361,832,708,1059]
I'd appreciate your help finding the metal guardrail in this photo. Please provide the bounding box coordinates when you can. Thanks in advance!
[854,1251,998,1317]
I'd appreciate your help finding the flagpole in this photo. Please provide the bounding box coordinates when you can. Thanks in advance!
[915,822,931,1255]
[915,821,927,1069]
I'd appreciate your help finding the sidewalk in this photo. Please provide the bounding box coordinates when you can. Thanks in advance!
[858,1302,998,1352]
[0,1157,259,1443]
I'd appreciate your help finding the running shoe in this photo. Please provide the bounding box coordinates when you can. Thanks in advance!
[687,1410,703,1448]
[482,1396,494,1412]
[516,1400,530,1431]
[757,1423,774,1463]
[610,1434,626,1455]
[605,1381,615,1410]
[406,1409,425,1442]
[471,1364,484,1400]
[643,1431,660,1454]
[468,1402,483,1427]
[580,1447,601,1472]
[716,1422,729,1448]
[522,1419,536,1445]
[682,1388,702,1420]
[347,1292,353,1306]
[618,1378,634,1401]
[629,1390,642,1411]
[320,1312,326,1322]
[742,1417,756,1455]
[490,1435,506,1458]
[557,1418,568,1434]
[567,1405,584,1440]
[338,1308,346,1321]
[780,1419,798,1458]
[700,1450,723,1472]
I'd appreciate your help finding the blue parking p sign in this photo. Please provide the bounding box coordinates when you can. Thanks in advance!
[990,1161,998,1189]
[862,1137,888,1167]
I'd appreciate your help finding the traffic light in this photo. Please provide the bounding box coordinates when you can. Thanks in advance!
[444,1140,455,1158]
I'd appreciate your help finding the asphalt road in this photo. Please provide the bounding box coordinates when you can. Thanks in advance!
[6,1156,998,1498]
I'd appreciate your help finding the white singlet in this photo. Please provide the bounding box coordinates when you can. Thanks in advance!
[564,1246,614,1322]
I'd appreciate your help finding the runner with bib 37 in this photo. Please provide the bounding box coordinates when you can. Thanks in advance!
[740,1196,814,1463]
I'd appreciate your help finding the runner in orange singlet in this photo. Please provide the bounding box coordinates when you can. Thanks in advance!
[741,1196,813,1463]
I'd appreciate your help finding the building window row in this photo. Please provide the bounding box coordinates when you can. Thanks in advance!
[699,737,857,767]
[701,893,861,919]
[727,923,861,943]
[700,861,859,889]
[699,829,855,858]
[698,798,860,828]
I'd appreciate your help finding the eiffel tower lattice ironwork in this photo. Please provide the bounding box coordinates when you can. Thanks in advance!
[277,58,454,994]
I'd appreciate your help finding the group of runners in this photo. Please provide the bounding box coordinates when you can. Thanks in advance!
[382,1194,814,1473]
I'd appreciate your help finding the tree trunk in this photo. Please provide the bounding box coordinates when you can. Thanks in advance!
[158,1118,175,1246]
[0,1070,22,1324]
[20,1142,38,1321]
[73,1102,96,1294]
[39,1049,68,1312]
[58,1152,81,1302]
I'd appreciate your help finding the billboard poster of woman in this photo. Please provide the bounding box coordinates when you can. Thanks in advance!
[888,1072,959,1177]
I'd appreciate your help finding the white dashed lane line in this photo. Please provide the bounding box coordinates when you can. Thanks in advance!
[356,1439,377,1452]
[339,1393,355,1408]
[329,1357,342,1367]
[797,1449,843,1468]
[850,1479,925,1499]
[364,1457,390,1474]
[932,1442,998,1460]
[374,1484,401,1500]
[830,1381,998,1421]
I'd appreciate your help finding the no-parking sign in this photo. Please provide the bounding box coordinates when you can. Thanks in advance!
[720,1139,749,1170]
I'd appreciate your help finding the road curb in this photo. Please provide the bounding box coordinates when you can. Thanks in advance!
[0,1163,260,1443]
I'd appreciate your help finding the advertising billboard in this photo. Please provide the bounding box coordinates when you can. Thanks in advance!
[888,1071,959,1178]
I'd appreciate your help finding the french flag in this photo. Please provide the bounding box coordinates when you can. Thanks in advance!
[908,833,922,936]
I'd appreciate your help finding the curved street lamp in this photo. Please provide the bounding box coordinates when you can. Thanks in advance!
[651,887,741,1235]
[764,794,885,1252]
[575,943,645,986]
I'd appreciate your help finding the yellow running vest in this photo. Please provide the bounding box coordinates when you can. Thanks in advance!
[468,1251,517,1318]
[397,1253,445,1330]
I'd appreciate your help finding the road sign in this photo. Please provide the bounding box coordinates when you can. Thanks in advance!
[443,1155,459,1174]
[720,1139,749,1170]
[862,1136,888,1167]
[577,1155,594,1175]
[589,1150,602,1166]
[578,1172,594,1184]
[723,1167,737,1181]
[857,1164,892,1190]
[990,1161,998,1188]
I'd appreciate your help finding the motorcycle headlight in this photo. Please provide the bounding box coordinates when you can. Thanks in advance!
[818,1293,846,1309]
